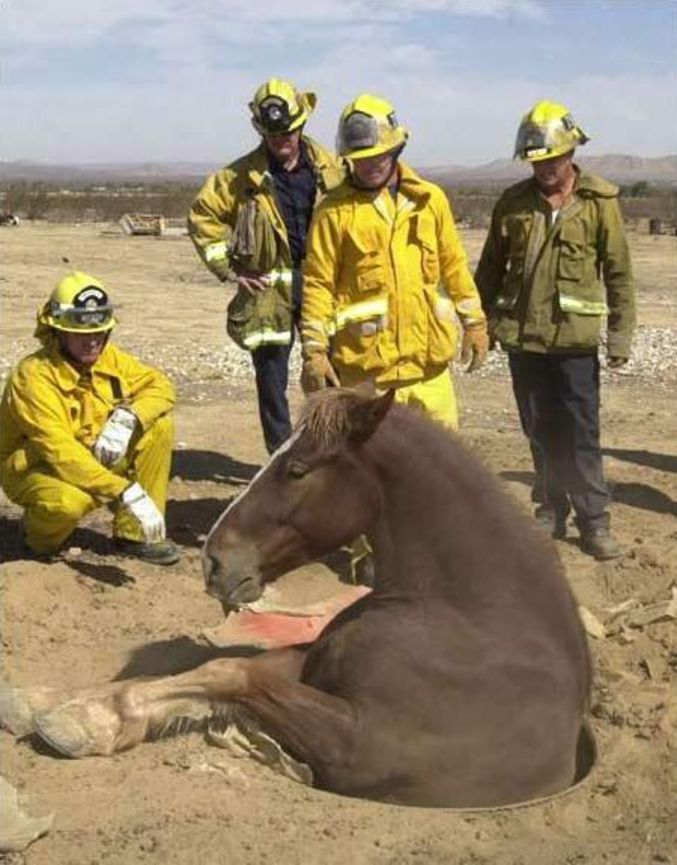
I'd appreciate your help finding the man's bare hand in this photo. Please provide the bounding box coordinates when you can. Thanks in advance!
[233,270,269,295]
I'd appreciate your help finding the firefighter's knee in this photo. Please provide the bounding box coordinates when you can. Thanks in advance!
[135,412,174,456]
[30,484,95,524]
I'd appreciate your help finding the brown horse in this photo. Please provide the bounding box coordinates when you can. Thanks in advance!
[0,389,591,807]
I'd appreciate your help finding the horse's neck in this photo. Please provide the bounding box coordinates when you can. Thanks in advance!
[369,492,451,600]
[365,418,499,607]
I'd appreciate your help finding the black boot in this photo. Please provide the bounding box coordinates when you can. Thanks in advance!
[580,527,622,561]
[534,504,569,540]
[114,538,181,566]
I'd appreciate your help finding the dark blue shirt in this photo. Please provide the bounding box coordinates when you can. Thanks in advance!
[268,143,317,269]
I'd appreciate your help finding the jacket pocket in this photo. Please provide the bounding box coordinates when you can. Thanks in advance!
[343,226,387,293]
[556,221,606,316]
[557,220,587,282]
[226,285,292,351]
[355,261,386,293]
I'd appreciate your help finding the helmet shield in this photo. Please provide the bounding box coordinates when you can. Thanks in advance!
[337,108,407,160]
[341,112,379,152]
[514,108,588,162]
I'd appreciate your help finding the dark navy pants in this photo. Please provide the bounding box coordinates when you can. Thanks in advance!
[252,342,294,454]
[508,351,610,531]
[251,274,302,455]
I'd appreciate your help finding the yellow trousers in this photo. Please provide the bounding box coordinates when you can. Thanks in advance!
[4,415,173,554]
[387,367,458,430]
[341,366,458,429]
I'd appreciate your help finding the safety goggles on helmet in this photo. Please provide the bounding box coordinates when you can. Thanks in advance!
[52,304,114,330]
[48,285,115,333]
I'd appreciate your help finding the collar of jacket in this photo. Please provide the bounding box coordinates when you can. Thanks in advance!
[397,161,434,203]
[521,164,619,202]
[573,167,619,199]
[246,136,337,190]
[339,160,433,210]
[43,337,119,392]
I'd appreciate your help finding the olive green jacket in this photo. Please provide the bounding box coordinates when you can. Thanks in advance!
[187,137,344,351]
[475,169,635,358]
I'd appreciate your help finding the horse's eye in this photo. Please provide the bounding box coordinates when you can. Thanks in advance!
[286,460,309,480]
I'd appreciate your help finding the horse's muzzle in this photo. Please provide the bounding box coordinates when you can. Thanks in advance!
[201,543,264,607]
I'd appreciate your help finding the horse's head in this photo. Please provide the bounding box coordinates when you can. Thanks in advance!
[202,388,394,607]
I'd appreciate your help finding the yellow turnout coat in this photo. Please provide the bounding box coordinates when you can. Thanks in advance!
[301,162,485,386]
[0,338,175,502]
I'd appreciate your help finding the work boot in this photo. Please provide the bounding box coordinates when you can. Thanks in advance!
[580,528,622,561]
[114,538,181,566]
[534,506,568,540]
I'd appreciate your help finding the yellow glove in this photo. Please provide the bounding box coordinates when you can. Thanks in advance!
[461,321,489,373]
[301,352,341,394]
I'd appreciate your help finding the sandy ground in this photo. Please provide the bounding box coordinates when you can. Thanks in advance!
[1,223,676,865]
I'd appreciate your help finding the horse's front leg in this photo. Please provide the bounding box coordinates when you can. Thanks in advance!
[30,648,348,760]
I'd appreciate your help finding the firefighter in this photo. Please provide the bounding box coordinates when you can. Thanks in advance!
[0,272,179,565]
[475,100,636,560]
[188,78,343,454]
[301,93,488,429]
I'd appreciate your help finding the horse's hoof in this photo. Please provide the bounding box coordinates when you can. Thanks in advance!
[0,684,40,737]
[0,684,68,738]
[33,700,121,758]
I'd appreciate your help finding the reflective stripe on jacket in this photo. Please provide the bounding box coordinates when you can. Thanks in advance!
[187,137,344,352]
[475,169,635,357]
[0,339,175,501]
[301,162,485,385]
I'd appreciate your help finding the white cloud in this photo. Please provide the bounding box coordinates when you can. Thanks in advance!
[0,1,674,164]
[1,0,543,47]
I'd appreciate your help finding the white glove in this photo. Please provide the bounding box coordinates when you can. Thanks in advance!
[120,482,165,542]
[93,407,138,467]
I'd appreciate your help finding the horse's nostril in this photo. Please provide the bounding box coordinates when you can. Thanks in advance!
[206,555,228,593]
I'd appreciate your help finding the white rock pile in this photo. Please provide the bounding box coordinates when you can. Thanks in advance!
[1,324,675,392]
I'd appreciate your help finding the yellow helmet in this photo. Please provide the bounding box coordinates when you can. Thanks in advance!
[40,271,117,334]
[337,94,408,160]
[514,100,589,162]
[249,78,316,135]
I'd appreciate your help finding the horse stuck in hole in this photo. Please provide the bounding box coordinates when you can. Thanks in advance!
[0,389,592,808]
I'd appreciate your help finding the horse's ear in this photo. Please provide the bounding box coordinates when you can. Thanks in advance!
[352,379,377,398]
[347,389,395,446]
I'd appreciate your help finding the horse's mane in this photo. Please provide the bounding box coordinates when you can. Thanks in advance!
[301,388,368,450]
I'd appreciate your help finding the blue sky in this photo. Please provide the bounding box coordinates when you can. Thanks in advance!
[1,0,676,167]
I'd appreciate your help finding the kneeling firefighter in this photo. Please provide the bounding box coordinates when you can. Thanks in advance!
[0,272,179,565]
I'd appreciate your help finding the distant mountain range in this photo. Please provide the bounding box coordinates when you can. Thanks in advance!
[422,155,677,188]
[1,154,676,187]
